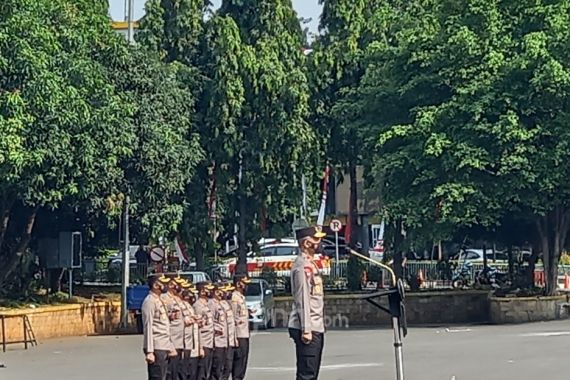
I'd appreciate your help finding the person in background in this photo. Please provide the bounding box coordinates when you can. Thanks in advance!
[209,283,228,380]
[141,274,176,380]
[230,275,251,380]
[194,282,215,380]
[136,245,149,277]
[288,226,327,380]
[221,283,238,380]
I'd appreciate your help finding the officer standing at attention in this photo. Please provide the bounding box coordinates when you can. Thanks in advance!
[230,275,251,380]
[194,282,215,380]
[163,276,186,380]
[180,280,202,380]
[209,283,228,380]
[221,283,238,380]
[288,226,327,380]
[141,274,177,380]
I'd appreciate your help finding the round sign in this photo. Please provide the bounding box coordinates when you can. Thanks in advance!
[149,246,165,263]
[329,219,343,233]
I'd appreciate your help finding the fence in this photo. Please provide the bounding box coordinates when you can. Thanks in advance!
[78,257,570,291]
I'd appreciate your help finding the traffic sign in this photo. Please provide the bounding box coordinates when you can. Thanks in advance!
[330,219,342,232]
[149,246,165,263]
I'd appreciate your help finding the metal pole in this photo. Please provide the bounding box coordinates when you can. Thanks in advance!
[68,269,73,299]
[121,196,130,328]
[127,0,135,44]
[335,231,340,278]
[392,316,405,380]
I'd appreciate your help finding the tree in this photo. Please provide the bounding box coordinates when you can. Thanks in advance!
[0,0,133,288]
[218,0,319,274]
[106,47,204,241]
[138,0,214,267]
[309,0,381,247]
[342,0,570,294]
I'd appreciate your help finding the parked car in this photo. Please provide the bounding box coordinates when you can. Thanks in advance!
[128,271,211,333]
[221,242,331,278]
[246,279,275,330]
[451,249,509,263]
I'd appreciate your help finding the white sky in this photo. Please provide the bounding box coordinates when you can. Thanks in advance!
[108,0,322,33]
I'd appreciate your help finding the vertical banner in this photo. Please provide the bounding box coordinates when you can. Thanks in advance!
[316,165,330,227]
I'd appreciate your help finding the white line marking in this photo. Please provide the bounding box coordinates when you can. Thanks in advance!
[445,328,472,333]
[250,363,383,372]
[520,331,570,337]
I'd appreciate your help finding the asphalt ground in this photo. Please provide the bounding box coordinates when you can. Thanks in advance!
[1,321,570,380]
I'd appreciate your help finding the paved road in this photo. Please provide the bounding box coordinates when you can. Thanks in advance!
[1,321,570,380]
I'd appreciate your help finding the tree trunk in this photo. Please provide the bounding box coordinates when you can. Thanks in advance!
[195,244,205,271]
[0,206,39,286]
[0,196,15,253]
[536,206,570,296]
[348,163,359,248]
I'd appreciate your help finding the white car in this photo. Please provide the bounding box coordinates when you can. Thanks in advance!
[245,279,275,330]
[454,249,508,263]
[220,241,331,278]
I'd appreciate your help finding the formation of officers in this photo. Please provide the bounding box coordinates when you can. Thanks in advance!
[141,273,252,380]
[142,225,328,380]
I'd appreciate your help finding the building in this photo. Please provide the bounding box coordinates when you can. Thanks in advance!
[111,21,139,40]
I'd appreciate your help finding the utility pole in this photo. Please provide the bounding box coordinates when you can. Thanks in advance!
[127,0,135,44]
[120,196,130,328]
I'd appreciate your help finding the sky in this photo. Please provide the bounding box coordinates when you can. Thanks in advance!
[108,0,322,34]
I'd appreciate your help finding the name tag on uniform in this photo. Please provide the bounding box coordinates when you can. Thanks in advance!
[313,276,323,295]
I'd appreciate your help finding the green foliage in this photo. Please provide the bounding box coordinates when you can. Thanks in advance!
[340,0,570,294]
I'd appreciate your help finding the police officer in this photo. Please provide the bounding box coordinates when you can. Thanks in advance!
[162,276,186,380]
[181,280,202,380]
[141,274,177,380]
[194,282,215,380]
[221,283,238,380]
[209,283,228,380]
[231,275,251,380]
[288,226,327,380]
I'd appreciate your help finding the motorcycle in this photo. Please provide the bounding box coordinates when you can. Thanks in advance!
[452,261,473,288]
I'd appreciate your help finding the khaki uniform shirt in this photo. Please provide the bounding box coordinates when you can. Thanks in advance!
[209,299,228,348]
[221,300,237,347]
[141,292,175,353]
[194,298,214,349]
[182,301,201,357]
[162,293,185,350]
[288,252,325,333]
[232,291,250,339]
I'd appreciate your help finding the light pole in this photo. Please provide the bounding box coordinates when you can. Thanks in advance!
[127,0,135,44]
[120,196,130,328]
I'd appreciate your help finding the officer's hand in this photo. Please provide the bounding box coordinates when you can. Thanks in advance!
[145,353,155,364]
[302,332,312,344]
[199,349,205,358]
[168,349,178,357]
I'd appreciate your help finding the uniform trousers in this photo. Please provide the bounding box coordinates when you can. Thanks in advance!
[231,338,249,380]
[221,346,235,380]
[289,329,325,380]
[197,347,213,380]
[187,355,199,380]
[168,349,186,380]
[148,350,169,380]
[210,347,227,380]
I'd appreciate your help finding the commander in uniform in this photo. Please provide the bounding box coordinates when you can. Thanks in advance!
[141,274,176,380]
[288,226,327,380]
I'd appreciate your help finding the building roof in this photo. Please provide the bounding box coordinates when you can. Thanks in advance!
[111,21,140,30]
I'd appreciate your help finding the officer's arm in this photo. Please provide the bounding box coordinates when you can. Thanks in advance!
[292,267,312,334]
[142,299,154,353]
